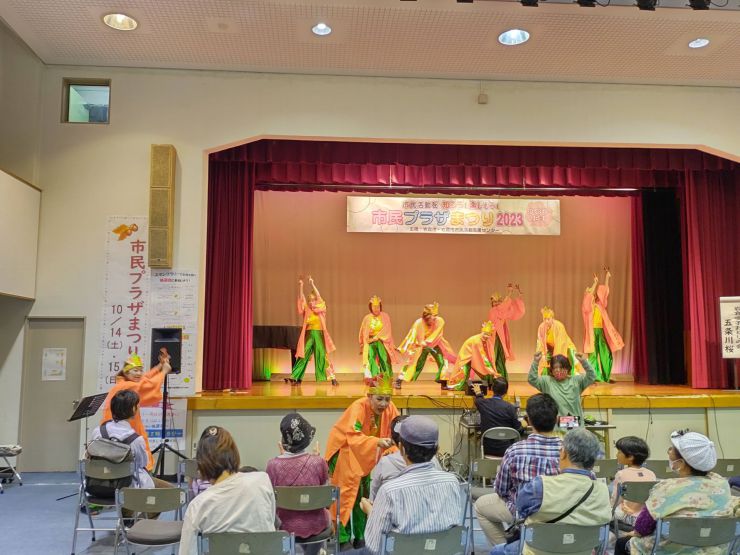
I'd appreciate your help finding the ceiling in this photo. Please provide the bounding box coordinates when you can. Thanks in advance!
[2,0,740,87]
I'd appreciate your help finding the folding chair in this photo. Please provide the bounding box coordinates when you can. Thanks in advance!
[274,485,340,555]
[480,427,521,459]
[0,444,22,493]
[466,458,501,555]
[200,531,295,554]
[380,525,467,555]
[715,459,740,477]
[71,459,134,555]
[115,486,186,555]
[518,523,610,555]
[177,458,200,516]
[649,516,740,555]
[591,459,619,483]
[612,481,658,538]
[643,460,672,479]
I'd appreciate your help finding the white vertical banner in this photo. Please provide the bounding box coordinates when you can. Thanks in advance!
[720,297,740,359]
[150,270,198,396]
[140,398,187,452]
[98,216,151,392]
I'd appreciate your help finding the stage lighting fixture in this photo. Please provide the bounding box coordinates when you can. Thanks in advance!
[521,0,539,6]
[688,0,710,8]
[577,0,596,6]
[636,0,656,9]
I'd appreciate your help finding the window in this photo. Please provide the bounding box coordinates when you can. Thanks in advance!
[62,79,111,123]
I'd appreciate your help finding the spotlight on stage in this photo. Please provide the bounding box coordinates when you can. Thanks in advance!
[636,0,656,9]
[688,0,710,8]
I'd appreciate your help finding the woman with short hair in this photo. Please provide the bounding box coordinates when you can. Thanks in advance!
[179,426,276,555]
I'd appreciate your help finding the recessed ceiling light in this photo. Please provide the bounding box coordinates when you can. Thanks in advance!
[498,29,530,46]
[103,13,138,31]
[688,38,710,49]
[312,22,332,36]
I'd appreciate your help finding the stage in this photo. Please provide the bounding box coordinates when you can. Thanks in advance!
[187,380,740,411]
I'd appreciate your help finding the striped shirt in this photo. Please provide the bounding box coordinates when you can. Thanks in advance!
[364,462,465,555]
[493,433,562,515]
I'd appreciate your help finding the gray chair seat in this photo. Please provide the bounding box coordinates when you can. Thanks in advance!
[126,519,183,545]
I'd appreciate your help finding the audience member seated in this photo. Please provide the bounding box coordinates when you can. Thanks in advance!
[473,378,524,457]
[90,390,155,490]
[475,393,562,546]
[612,436,656,527]
[179,426,276,555]
[528,351,596,421]
[369,415,444,501]
[615,430,740,555]
[491,427,612,555]
[345,415,464,554]
[266,413,330,555]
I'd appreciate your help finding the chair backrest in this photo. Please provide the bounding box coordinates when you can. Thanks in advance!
[201,531,294,555]
[274,485,338,511]
[82,458,134,481]
[656,517,740,549]
[521,523,608,554]
[380,525,467,555]
[178,458,199,484]
[117,486,186,514]
[644,460,673,479]
[480,427,520,458]
[591,459,619,482]
[620,481,658,504]
[715,459,740,477]
[471,458,501,481]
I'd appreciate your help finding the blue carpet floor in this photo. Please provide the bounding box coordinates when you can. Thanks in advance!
[0,473,494,554]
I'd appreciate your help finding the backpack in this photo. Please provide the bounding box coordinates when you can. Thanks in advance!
[84,421,140,498]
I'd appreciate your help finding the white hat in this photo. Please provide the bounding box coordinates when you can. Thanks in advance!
[670,431,717,472]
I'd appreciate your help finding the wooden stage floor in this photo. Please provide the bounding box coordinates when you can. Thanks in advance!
[187,380,740,411]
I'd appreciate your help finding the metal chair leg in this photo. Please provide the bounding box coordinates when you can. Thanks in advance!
[71,487,83,555]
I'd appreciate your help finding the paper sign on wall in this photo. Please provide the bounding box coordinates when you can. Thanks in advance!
[720,296,740,359]
[42,347,67,381]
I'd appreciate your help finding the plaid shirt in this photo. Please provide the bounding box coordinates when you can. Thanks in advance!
[493,433,562,515]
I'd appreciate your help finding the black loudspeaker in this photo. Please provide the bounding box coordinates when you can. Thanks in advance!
[151,328,182,374]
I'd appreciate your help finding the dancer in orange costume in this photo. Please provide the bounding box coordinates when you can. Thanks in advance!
[582,269,624,382]
[536,306,579,374]
[446,321,499,390]
[487,284,526,379]
[358,295,399,384]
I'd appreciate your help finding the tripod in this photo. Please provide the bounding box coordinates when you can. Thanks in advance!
[152,373,186,479]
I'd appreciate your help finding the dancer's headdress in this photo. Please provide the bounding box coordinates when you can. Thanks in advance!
[490,292,503,304]
[541,306,555,319]
[123,354,143,373]
[368,374,394,396]
[423,302,439,317]
[370,295,382,308]
[481,321,494,335]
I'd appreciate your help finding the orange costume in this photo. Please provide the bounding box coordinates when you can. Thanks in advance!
[536,307,579,372]
[487,295,526,361]
[398,303,457,383]
[582,281,624,382]
[325,396,399,539]
[100,362,165,470]
[291,291,337,382]
[446,322,499,390]
[358,302,399,381]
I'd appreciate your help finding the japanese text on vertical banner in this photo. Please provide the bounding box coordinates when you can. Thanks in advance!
[719,297,740,359]
[98,216,151,392]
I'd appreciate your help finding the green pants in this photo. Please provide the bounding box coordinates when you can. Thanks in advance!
[366,341,393,378]
[328,453,371,545]
[402,346,446,382]
[451,363,496,391]
[589,328,613,382]
[493,336,508,379]
[291,330,328,381]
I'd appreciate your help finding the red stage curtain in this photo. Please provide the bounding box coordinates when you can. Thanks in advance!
[630,195,649,383]
[203,160,255,390]
[684,169,740,388]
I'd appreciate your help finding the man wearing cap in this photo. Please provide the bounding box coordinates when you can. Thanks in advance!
[100,350,172,470]
[325,381,399,550]
[617,430,739,555]
[345,415,464,555]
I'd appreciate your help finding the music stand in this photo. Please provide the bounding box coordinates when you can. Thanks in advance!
[57,393,108,501]
[152,373,186,479]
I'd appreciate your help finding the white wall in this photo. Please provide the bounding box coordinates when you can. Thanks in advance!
[0,21,42,444]
[0,57,738,443]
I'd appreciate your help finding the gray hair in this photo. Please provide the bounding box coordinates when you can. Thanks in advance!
[562,428,600,469]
